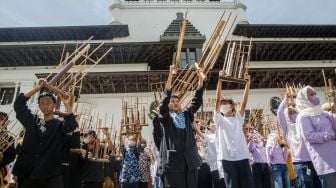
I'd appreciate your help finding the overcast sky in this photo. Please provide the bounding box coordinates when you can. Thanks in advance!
[0,0,335,27]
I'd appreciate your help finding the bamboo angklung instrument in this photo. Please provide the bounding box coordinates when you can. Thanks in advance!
[174,11,238,105]
[174,12,228,94]
[172,10,188,75]
[44,38,113,109]
[45,37,93,81]
[221,37,252,83]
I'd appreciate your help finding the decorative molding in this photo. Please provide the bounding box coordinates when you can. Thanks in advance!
[110,0,239,9]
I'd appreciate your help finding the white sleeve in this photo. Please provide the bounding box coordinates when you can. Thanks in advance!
[203,134,209,145]
[236,112,245,126]
[213,111,221,126]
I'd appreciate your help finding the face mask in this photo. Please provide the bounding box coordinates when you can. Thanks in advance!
[310,95,320,106]
[128,141,136,147]
[289,113,298,123]
[83,137,91,144]
[220,104,232,114]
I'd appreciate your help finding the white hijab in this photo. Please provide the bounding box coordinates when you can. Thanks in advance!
[296,86,323,117]
[283,107,301,152]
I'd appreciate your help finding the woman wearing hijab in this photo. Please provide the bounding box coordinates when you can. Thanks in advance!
[296,86,336,188]
[277,93,321,188]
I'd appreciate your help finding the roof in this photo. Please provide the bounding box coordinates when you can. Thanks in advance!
[233,24,336,38]
[0,25,129,42]
[0,42,175,68]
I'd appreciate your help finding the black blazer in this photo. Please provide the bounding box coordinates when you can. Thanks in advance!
[158,86,203,174]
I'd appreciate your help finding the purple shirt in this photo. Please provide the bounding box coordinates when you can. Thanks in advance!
[277,100,311,162]
[266,144,288,165]
[248,140,268,164]
[297,112,336,175]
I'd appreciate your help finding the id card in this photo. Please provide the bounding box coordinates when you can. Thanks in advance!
[307,168,311,176]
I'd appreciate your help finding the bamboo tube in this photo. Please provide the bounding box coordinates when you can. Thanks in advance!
[142,106,146,124]
[45,36,92,81]
[173,11,188,75]
[49,61,75,84]
[136,98,139,121]
[197,11,228,67]
[238,54,245,78]
[43,82,68,99]
[227,42,236,76]
[194,63,206,80]
[62,78,76,91]
[223,40,231,71]
[125,102,128,124]
[49,44,90,85]
[131,109,135,124]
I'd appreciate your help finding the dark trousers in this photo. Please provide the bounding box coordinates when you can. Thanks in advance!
[162,169,198,188]
[293,161,321,188]
[319,172,336,188]
[139,182,148,188]
[121,182,140,188]
[81,182,103,188]
[219,178,226,188]
[211,170,225,188]
[22,175,64,188]
[18,176,24,188]
[62,165,70,188]
[198,163,212,188]
[252,163,272,188]
[222,159,255,188]
[161,157,198,188]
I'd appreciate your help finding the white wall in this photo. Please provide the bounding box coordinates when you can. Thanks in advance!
[110,1,247,43]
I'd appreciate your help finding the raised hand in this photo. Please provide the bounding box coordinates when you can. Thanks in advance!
[59,92,72,113]
[195,63,205,85]
[244,73,251,82]
[219,70,225,78]
[25,79,46,97]
[36,79,46,90]
[102,127,110,138]
[59,93,71,106]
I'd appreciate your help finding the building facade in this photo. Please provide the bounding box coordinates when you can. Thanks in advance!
[0,0,336,139]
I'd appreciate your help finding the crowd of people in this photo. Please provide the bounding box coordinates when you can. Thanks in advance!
[0,66,335,188]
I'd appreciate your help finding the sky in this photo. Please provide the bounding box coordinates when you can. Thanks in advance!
[0,0,335,27]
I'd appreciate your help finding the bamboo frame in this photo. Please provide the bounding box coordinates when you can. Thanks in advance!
[174,12,238,106]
